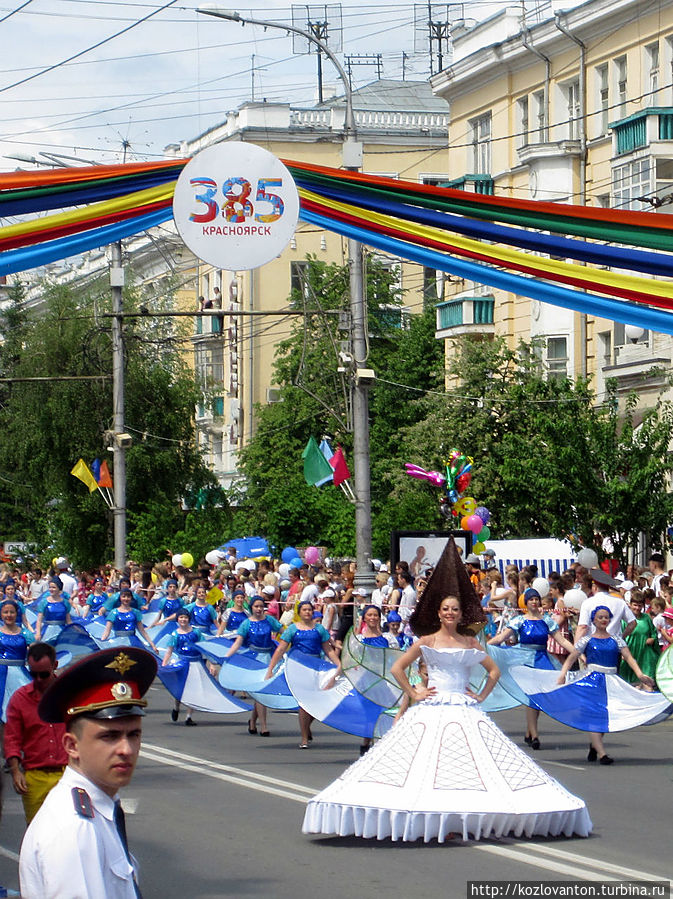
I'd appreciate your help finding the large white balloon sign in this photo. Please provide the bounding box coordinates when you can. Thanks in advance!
[173,143,300,270]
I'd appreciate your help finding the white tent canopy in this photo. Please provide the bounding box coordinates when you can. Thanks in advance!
[483,539,577,578]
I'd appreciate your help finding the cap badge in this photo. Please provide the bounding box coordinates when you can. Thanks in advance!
[105,652,136,676]
[111,682,132,701]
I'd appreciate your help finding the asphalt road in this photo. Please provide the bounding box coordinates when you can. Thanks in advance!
[1,682,671,899]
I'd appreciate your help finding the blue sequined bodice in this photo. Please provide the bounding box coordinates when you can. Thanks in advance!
[190,604,213,628]
[174,630,202,659]
[226,610,248,631]
[518,618,551,646]
[43,601,67,623]
[245,618,275,651]
[0,630,28,660]
[583,636,621,668]
[289,627,323,656]
[113,609,137,633]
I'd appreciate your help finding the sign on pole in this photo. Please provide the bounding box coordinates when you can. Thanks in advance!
[173,143,300,270]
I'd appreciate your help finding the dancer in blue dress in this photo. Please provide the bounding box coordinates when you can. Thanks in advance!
[265,599,341,748]
[225,595,282,736]
[148,579,185,629]
[0,599,33,721]
[514,606,660,765]
[487,589,574,749]
[80,578,108,619]
[99,589,158,652]
[2,582,33,632]
[162,609,206,725]
[217,590,249,636]
[34,579,73,644]
[185,585,217,633]
[159,608,252,721]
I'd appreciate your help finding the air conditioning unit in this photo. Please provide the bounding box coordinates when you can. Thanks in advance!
[266,388,281,403]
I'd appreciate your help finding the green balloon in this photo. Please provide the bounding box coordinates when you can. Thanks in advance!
[477,525,491,541]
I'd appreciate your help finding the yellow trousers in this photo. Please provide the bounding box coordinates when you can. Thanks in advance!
[23,767,65,823]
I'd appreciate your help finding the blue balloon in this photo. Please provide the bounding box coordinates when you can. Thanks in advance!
[290,556,303,569]
[281,546,298,564]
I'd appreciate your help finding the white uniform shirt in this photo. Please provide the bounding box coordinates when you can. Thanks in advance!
[577,592,636,637]
[398,584,417,625]
[19,765,139,899]
[58,571,78,598]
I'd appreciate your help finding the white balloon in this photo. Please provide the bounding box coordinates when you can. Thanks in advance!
[278,563,290,577]
[171,553,183,567]
[532,577,550,598]
[562,588,587,610]
[235,558,256,572]
[205,550,221,566]
[577,548,598,569]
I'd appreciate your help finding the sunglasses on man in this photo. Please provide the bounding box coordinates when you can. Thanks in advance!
[29,670,52,680]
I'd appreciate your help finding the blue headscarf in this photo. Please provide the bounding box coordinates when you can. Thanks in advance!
[590,604,613,622]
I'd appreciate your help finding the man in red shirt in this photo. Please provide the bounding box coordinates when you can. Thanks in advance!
[5,642,67,823]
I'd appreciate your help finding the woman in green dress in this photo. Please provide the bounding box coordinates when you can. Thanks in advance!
[620,591,659,683]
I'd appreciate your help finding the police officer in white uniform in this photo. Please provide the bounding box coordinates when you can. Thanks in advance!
[19,646,157,899]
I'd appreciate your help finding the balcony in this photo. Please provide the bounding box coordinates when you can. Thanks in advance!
[440,174,495,195]
[435,295,495,339]
[602,341,670,394]
[611,108,673,156]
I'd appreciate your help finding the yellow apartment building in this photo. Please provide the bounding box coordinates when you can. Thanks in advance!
[431,0,673,405]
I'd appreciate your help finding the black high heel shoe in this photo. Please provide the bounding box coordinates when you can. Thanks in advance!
[587,747,598,762]
[247,719,257,735]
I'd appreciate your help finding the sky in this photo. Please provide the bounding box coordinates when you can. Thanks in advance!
[0,0,515,169]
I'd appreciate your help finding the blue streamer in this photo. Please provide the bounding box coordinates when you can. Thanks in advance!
[0,207,173,277]
[296,179,673,279]
[300,208,673,335]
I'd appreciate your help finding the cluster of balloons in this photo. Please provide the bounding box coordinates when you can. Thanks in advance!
[280,545,322,569]
[171,552,194,569]
[404,449,493,553]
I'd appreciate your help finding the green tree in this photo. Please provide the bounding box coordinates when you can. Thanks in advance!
[384,336,673,566]
[0,280,217,567]
[231,255,444,556]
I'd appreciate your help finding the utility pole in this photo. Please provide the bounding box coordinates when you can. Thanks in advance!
[110,241,127,570]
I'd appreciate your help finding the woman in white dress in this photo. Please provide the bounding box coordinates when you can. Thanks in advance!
[303,593,592,842]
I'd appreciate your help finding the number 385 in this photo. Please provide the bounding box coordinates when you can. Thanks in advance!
[188,177,285,224]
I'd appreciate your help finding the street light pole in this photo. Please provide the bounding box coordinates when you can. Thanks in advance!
[198,7,375,589]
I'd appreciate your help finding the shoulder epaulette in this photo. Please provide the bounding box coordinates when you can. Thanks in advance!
[72,786,94,818]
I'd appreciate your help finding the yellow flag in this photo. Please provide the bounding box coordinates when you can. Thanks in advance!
[206,586,223,606]
[70,458,99,493]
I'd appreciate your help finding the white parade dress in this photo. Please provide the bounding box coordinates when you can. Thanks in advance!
[303,646,592,842]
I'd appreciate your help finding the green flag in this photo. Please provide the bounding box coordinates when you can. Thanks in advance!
[302,436,334,486]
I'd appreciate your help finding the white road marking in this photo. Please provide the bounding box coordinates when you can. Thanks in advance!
[0,845,20,862]
[141,741,316,797]
[537,760,586,771]
[471,843,608,882]
[512,841,670,882]
[140,747,313,804]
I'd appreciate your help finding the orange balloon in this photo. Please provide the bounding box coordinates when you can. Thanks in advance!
[460,515,471,530]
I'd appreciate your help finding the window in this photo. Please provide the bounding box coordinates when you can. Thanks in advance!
[595,64,609,135]
[532,90,546,142]
[614,56,627,118]
[614,322,649,348]
[546,337,568,381]
[290,261,310,304]
[667,37,673,104]
[562,80,581,140]
[646,42,660,102]
[613,158,651,211]
[470,113,492,174]
[516,96,529,148]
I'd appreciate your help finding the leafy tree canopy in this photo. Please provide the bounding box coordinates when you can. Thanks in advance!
[0,278,221,568]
